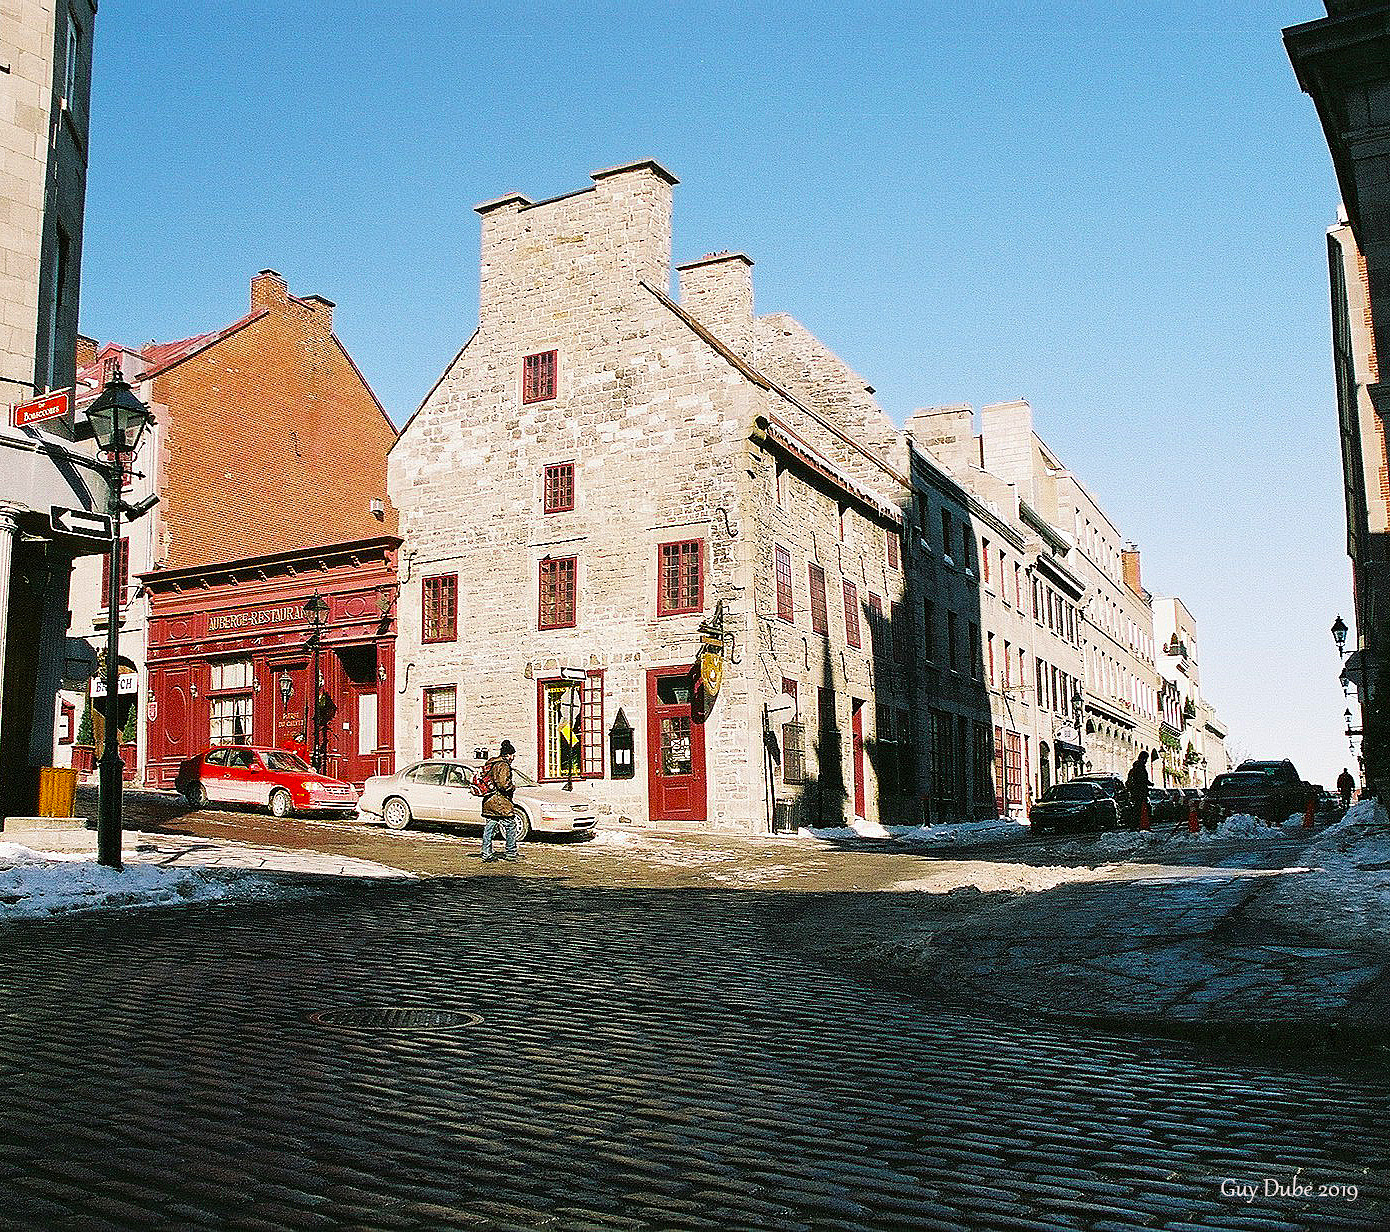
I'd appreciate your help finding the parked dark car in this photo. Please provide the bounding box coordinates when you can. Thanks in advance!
[1152,787,1190,826]
[1070,774,1131,823]
[1231,759,1313,822]
[1030,782,1121,834]
[1203,764,1311,827]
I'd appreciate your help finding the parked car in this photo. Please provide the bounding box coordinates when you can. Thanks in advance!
[1203,765,1311,827]
[1148,787,1184,826]
[356,759,598,840]
[175,746,359,817]
[1029,782,1121,834]
[1230,759,1313,822]
[1070,774,1132,824]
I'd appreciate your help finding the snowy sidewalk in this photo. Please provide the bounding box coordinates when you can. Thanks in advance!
[1,834,413,922]
[785,801,1390,1044]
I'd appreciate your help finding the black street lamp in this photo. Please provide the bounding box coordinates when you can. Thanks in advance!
[1332,615,1349,658]
[304,593,329,772]
[86,373,155,871]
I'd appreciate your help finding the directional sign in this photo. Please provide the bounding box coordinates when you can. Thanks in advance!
[10,389,68,428]
[50,506,112,541]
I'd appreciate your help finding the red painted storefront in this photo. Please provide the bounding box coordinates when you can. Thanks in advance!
[143,537,399,788]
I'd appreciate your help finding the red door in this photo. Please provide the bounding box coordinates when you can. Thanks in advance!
[272,662,308,752]
[851,700,866,819]
[338,682,380,786]
[646,668,706,822]
[149,666,191,787]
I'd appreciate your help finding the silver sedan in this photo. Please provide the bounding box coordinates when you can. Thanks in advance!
[356,759,598,841]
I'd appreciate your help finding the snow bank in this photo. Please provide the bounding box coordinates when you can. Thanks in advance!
[0,843,297,922]
[799,819,1029,847]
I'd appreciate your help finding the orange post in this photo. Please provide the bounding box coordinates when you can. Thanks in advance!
[1188,799,1200,834]
[1139,798,1151,831]
[1303,793,1315,830]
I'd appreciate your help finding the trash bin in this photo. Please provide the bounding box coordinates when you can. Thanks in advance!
[38,766,78,818]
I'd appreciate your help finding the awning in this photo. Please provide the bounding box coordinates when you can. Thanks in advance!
[1341,649,1366,692]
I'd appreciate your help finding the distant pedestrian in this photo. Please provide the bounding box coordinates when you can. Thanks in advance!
[481,739,519,862]
[1126,753,1150,826]
[1337,767,1355,810]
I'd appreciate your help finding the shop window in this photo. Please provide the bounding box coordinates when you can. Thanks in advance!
[423,685,456,759]
[422,573,457,643]
[775,544,794,622]
[538,672,603,781]
[543,461,574,514]
[522,349,557,404]
[539,556,577,629]
[657,540,702,616]
[210,695,253,746]
[808,562,829,635]
[842,580,861,649]
[99,537,129,610]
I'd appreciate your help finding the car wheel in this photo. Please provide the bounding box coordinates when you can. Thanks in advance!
[184,783,207,809]
[513,809,531,843]
[269,788,293,819]
[383,797,412,831]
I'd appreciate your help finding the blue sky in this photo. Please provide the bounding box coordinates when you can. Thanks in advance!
[82,1,1358,783]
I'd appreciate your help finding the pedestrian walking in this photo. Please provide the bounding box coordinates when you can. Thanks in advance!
[1337,767,1355,811]
[481,739,519,862]
[1126,753,1150,827]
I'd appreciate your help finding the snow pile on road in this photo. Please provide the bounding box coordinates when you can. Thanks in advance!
[1,843,296,922]
[800,818,1029,847]
[1255,801,1390,949]
[1067,813,1301,858]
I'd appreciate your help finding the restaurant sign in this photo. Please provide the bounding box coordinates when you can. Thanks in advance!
[206,603,306,636]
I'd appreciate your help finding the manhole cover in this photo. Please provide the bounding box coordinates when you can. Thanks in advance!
[307,1007,482,1031]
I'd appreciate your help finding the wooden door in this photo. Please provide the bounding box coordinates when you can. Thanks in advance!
[851,700,866,820]
[337,683,379,786]
[148,666,191,787]
[646,668,706,822]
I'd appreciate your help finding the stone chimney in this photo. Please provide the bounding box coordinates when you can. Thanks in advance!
[251,268,289,312]
[1122,543,1143,595]
[904,405,975,473]
[677,252,754,359]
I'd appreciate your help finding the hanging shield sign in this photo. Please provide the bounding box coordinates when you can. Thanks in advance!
[698,650,724,699]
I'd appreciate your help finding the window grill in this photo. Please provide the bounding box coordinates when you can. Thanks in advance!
[543,462,574,513]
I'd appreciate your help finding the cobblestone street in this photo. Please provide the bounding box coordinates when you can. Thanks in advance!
[3,798,1388,1229]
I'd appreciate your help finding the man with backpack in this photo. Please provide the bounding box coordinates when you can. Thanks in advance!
[481,739,519,862]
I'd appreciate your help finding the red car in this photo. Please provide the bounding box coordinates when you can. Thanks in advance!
[175,746,359,818]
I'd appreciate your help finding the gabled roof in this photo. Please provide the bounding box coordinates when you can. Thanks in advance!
[137,309,267,380]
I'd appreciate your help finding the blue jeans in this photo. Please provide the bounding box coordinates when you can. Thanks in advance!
[482,814,517,858]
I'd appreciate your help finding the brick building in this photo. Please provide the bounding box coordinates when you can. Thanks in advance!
[58,271,400,786]
[1286,3,1390,797]
[390,161,1124,831]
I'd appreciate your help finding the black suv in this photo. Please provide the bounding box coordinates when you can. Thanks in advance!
[1070,774,1132,824]
[1204,759,1311,826]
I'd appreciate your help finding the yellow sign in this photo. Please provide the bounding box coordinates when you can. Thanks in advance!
[698,651,724,699]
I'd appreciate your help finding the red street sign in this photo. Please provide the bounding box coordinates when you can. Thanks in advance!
[10,390,69,428]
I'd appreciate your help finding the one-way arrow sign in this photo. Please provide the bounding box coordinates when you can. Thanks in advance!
[51,506,112,541]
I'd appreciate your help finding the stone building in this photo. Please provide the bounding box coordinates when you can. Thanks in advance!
[58,271,400,787]
[1286,3,1390,797]
[1153,596,1226,786]
[0,0,103,821]
[390,160,1115,830]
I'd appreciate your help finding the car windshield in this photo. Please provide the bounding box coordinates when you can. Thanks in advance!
[263,751,311,773]
[1213,773,1265,792]
[1043,784,1095,801]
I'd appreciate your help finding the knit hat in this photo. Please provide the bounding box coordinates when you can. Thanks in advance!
[499,739,516,756]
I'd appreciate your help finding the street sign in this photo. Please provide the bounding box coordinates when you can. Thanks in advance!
[91,672,138,699]
[10,389,69,428]
[50,506,112,540]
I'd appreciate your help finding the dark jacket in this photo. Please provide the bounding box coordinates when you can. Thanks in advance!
[481,757,515,818]
[1126,760,1150,801]
[1337,770,1355,799]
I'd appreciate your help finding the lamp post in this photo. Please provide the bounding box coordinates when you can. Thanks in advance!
[304,593,328,772]
[278,672,293,749]
[86,373,155,871]
[1332,615,1349,658]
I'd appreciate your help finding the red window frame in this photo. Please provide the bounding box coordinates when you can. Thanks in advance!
[522,349,557,404]
[657,539,702,616]
[536,670,604,781]
[775,545,794,622]
[843,580,861,649]
[99,536,130,610]
[421,573,458,643]
[886,526,899,571]
[538,556,578,630]
[543,462,575,514]
[423,685,457,759]
[808,562,829,635]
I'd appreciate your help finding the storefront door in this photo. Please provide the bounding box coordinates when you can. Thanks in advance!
[339,683,379,785]
[272,663,308,753]
[851,700,866,820]
[646,668,706,822]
